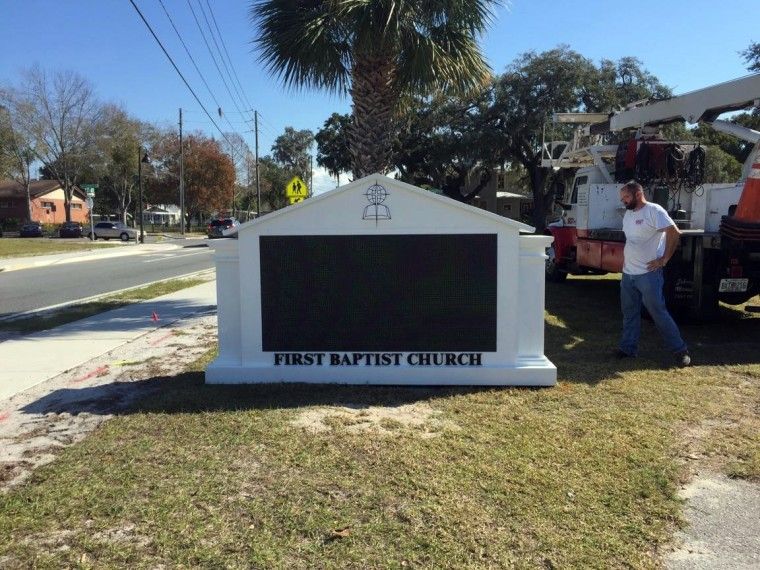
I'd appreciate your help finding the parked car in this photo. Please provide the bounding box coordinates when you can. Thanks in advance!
[59,221,83,238]
[89,221,138,241]
[207,218,240,238]
[19,222,43,238]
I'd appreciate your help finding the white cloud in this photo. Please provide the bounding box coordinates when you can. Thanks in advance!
[311,166,340,195]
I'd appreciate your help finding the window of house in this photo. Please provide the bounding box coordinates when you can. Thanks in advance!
[42,201,54,208]
[497,173,506,190]
[72,203,82,209]
[0,200,13,209]
[502,204,512,212]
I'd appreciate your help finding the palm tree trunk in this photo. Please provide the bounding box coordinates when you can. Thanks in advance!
[349,55,397,178]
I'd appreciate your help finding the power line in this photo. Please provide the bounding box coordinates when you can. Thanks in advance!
[127,0,232,146]
[156,0,240,135]
[198,0,250,114]
[186,0,251,129]
[203,0,258,114]
[184,118,252,125]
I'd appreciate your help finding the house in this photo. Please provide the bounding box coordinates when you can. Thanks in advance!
[0,180,90,225]
[465,171,533,222]
[143,205,179,226]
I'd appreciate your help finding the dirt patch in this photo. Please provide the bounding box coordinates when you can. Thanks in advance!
[92,523,152,548]
[0,460,33,484]
[677,418,738,468]
[20,529,76,553]
[291,402,459,437]
[0,314,217,491]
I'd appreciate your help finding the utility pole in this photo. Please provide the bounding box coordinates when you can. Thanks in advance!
[230,143,235,217]
[245,150,251,221]
[179,108,185,236]
[138,147,145,244]
[309,154,313,198]
[255,110,260,218]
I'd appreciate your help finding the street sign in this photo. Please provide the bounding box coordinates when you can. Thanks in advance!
[81,183,98,197]
[285,176,308,199]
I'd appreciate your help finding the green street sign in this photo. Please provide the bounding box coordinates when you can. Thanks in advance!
[81,183,98,197]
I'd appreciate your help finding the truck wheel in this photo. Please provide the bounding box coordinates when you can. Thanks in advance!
[120,232,129,242]
[546,246,568,282]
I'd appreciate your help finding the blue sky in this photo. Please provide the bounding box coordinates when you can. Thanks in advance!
[1,0,757,193]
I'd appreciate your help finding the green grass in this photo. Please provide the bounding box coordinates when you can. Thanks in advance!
[0,278,208,334]
[0,276,758,568]
[0,238,118,259]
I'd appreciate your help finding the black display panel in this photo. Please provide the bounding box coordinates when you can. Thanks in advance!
[259,234,497,352]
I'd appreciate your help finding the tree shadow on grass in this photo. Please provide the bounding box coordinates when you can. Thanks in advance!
[545,277,760,385]
[18,275,759,415]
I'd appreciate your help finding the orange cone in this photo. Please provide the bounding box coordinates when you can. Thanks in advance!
[735,149,760,223]
[151,311,160,322]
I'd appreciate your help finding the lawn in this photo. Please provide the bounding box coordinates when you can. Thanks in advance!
[0,277,758,568]
[0,277,209,334]
[0,238,117,259]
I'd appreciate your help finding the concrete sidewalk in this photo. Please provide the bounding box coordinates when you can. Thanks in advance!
[0,279,216,401]
[0,236,208,273]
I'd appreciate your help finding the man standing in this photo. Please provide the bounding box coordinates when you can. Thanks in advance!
[617,181,691,366]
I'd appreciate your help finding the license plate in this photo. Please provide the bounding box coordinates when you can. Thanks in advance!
[719,278,749,293]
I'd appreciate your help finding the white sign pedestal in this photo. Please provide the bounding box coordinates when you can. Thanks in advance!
[207,174,556,386]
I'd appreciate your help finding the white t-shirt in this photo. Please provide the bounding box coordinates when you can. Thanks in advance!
[622,202,675,275]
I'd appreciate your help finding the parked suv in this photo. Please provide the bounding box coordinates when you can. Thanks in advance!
[89,221,137,241]
[207,218,239,238]
[59,221,83,238]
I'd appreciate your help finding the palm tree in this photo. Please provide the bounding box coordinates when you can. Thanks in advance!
[251,0,500,178]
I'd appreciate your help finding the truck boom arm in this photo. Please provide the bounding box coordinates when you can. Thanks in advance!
[590,73,760,134]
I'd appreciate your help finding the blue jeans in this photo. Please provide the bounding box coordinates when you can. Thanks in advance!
[619,270,687,356]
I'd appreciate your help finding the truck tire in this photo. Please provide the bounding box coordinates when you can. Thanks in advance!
[120,232,129,242]
[546,246,568,282]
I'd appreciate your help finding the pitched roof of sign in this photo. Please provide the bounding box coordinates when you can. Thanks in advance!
[238,174,536,234]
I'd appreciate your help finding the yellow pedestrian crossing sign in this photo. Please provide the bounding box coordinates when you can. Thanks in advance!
[285,176,308,201]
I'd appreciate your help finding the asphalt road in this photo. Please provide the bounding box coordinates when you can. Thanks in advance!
[0,244,214,317]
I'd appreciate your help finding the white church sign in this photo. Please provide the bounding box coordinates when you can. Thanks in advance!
[207,174,556,386]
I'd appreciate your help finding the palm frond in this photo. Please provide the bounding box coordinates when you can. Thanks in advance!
[250,0,352,94]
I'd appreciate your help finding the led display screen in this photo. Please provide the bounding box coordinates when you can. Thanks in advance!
[259,234,497,352]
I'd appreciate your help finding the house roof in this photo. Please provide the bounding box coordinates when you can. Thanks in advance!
[0,180,87,200]
[0,179,58,198]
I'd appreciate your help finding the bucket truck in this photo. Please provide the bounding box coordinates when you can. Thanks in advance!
[542,73,760,319]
